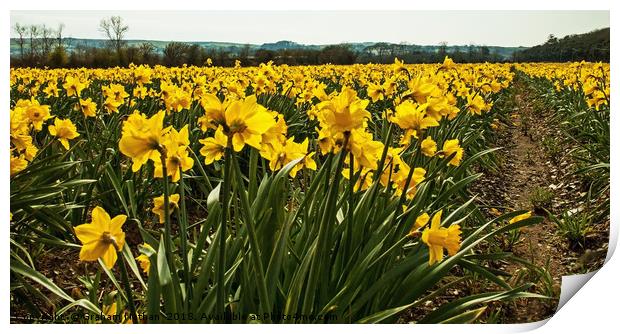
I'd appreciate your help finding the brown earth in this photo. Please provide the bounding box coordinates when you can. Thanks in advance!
[472,78,608,323]
[497,79,608,322]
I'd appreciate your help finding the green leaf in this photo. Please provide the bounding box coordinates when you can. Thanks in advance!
[56,299,103,317]
[10,260,73,303]
[105,163,130,215]
[157,235,172,286]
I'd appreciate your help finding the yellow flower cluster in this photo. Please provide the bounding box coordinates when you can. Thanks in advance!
[10,97,81,174]
[515,61,610,111]
[119,111,194,182]
[12,58,574,269]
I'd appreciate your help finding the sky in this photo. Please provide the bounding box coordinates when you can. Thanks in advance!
[10,10,610,47]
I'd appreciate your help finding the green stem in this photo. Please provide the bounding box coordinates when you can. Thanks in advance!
[160,151,174,255]
[231,153,272,322]
[160,150,180,321]
[248,148,259,199]
[178,167,191,313]
[346,152,354,257]
[302,134,349,314]
[117,248,138,324]
[392,137,422,225]
[217,145,232,320]
[188,147,213,192]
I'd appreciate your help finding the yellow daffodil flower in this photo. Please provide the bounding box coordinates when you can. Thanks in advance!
[152,194,180,223]
[74,206,127,269]
[48,118,80,150]
[421,210,462,265]
[441,139,464,166]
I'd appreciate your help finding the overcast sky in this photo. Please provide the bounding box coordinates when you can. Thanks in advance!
[10,10,610,47]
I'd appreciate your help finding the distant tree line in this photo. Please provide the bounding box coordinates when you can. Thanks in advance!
[10,17,610,68]
[356,42,504,64]
[513,28,609,62]
[10,41,507,69]
[12,16,132,68]
[12,22,67,68]
[10,16,508,68]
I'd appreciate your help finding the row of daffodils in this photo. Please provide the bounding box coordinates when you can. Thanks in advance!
[12,58,585,323]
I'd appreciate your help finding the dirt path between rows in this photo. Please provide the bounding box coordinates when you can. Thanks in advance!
[495,86,564,322]
[475,78,609,323]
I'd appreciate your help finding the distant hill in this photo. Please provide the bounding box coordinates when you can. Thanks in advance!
[10,37,523,60]
[10,37,259,56]
[513,28,609,62]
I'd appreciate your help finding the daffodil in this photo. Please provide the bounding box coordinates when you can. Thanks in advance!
[43,81,59,98]
[199,126,228,165]
[63,75,86,97]
[133,65,153,85]
[260,137,317,177]
[223,95,275,152]
[346,129,384,170]
[152,193,180,223]
[407,212,431,237]
[155,126,194,182]
[586,90,608,110]
[421,136,437,157]
[48,118,80,150]
[341,165,374,192]
[415,213,431,229]
[10,108,39,161]
[366,82,385,102]
[74,206,126,269]
[135,243,154,274]
[316,87,370,135]
[261,116,288,147]
[198,94,228,131]
[441,139,464,166]
[103,302,117,317]
[103,97,123,113]
[317,126,335,155]
[167,89,191,112]
[393,166,426,200]
[379,147,406,187]
[405,76,439,104]
[420,210,462,265]
[438,56,456,71]
[119,111,166,172]
[466,94,491,115]
[312,84,329,101]
[154,145,194,182]
[391,101,439,144]
[382,78,398,97]
[392,57,407,74]
[21,99,51,131]
[10,154,28,176]
[133,85,148,99]
[10,107,30,135]
[426,96,459,122]
[102,83,129,103]
[78,98,97,117]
